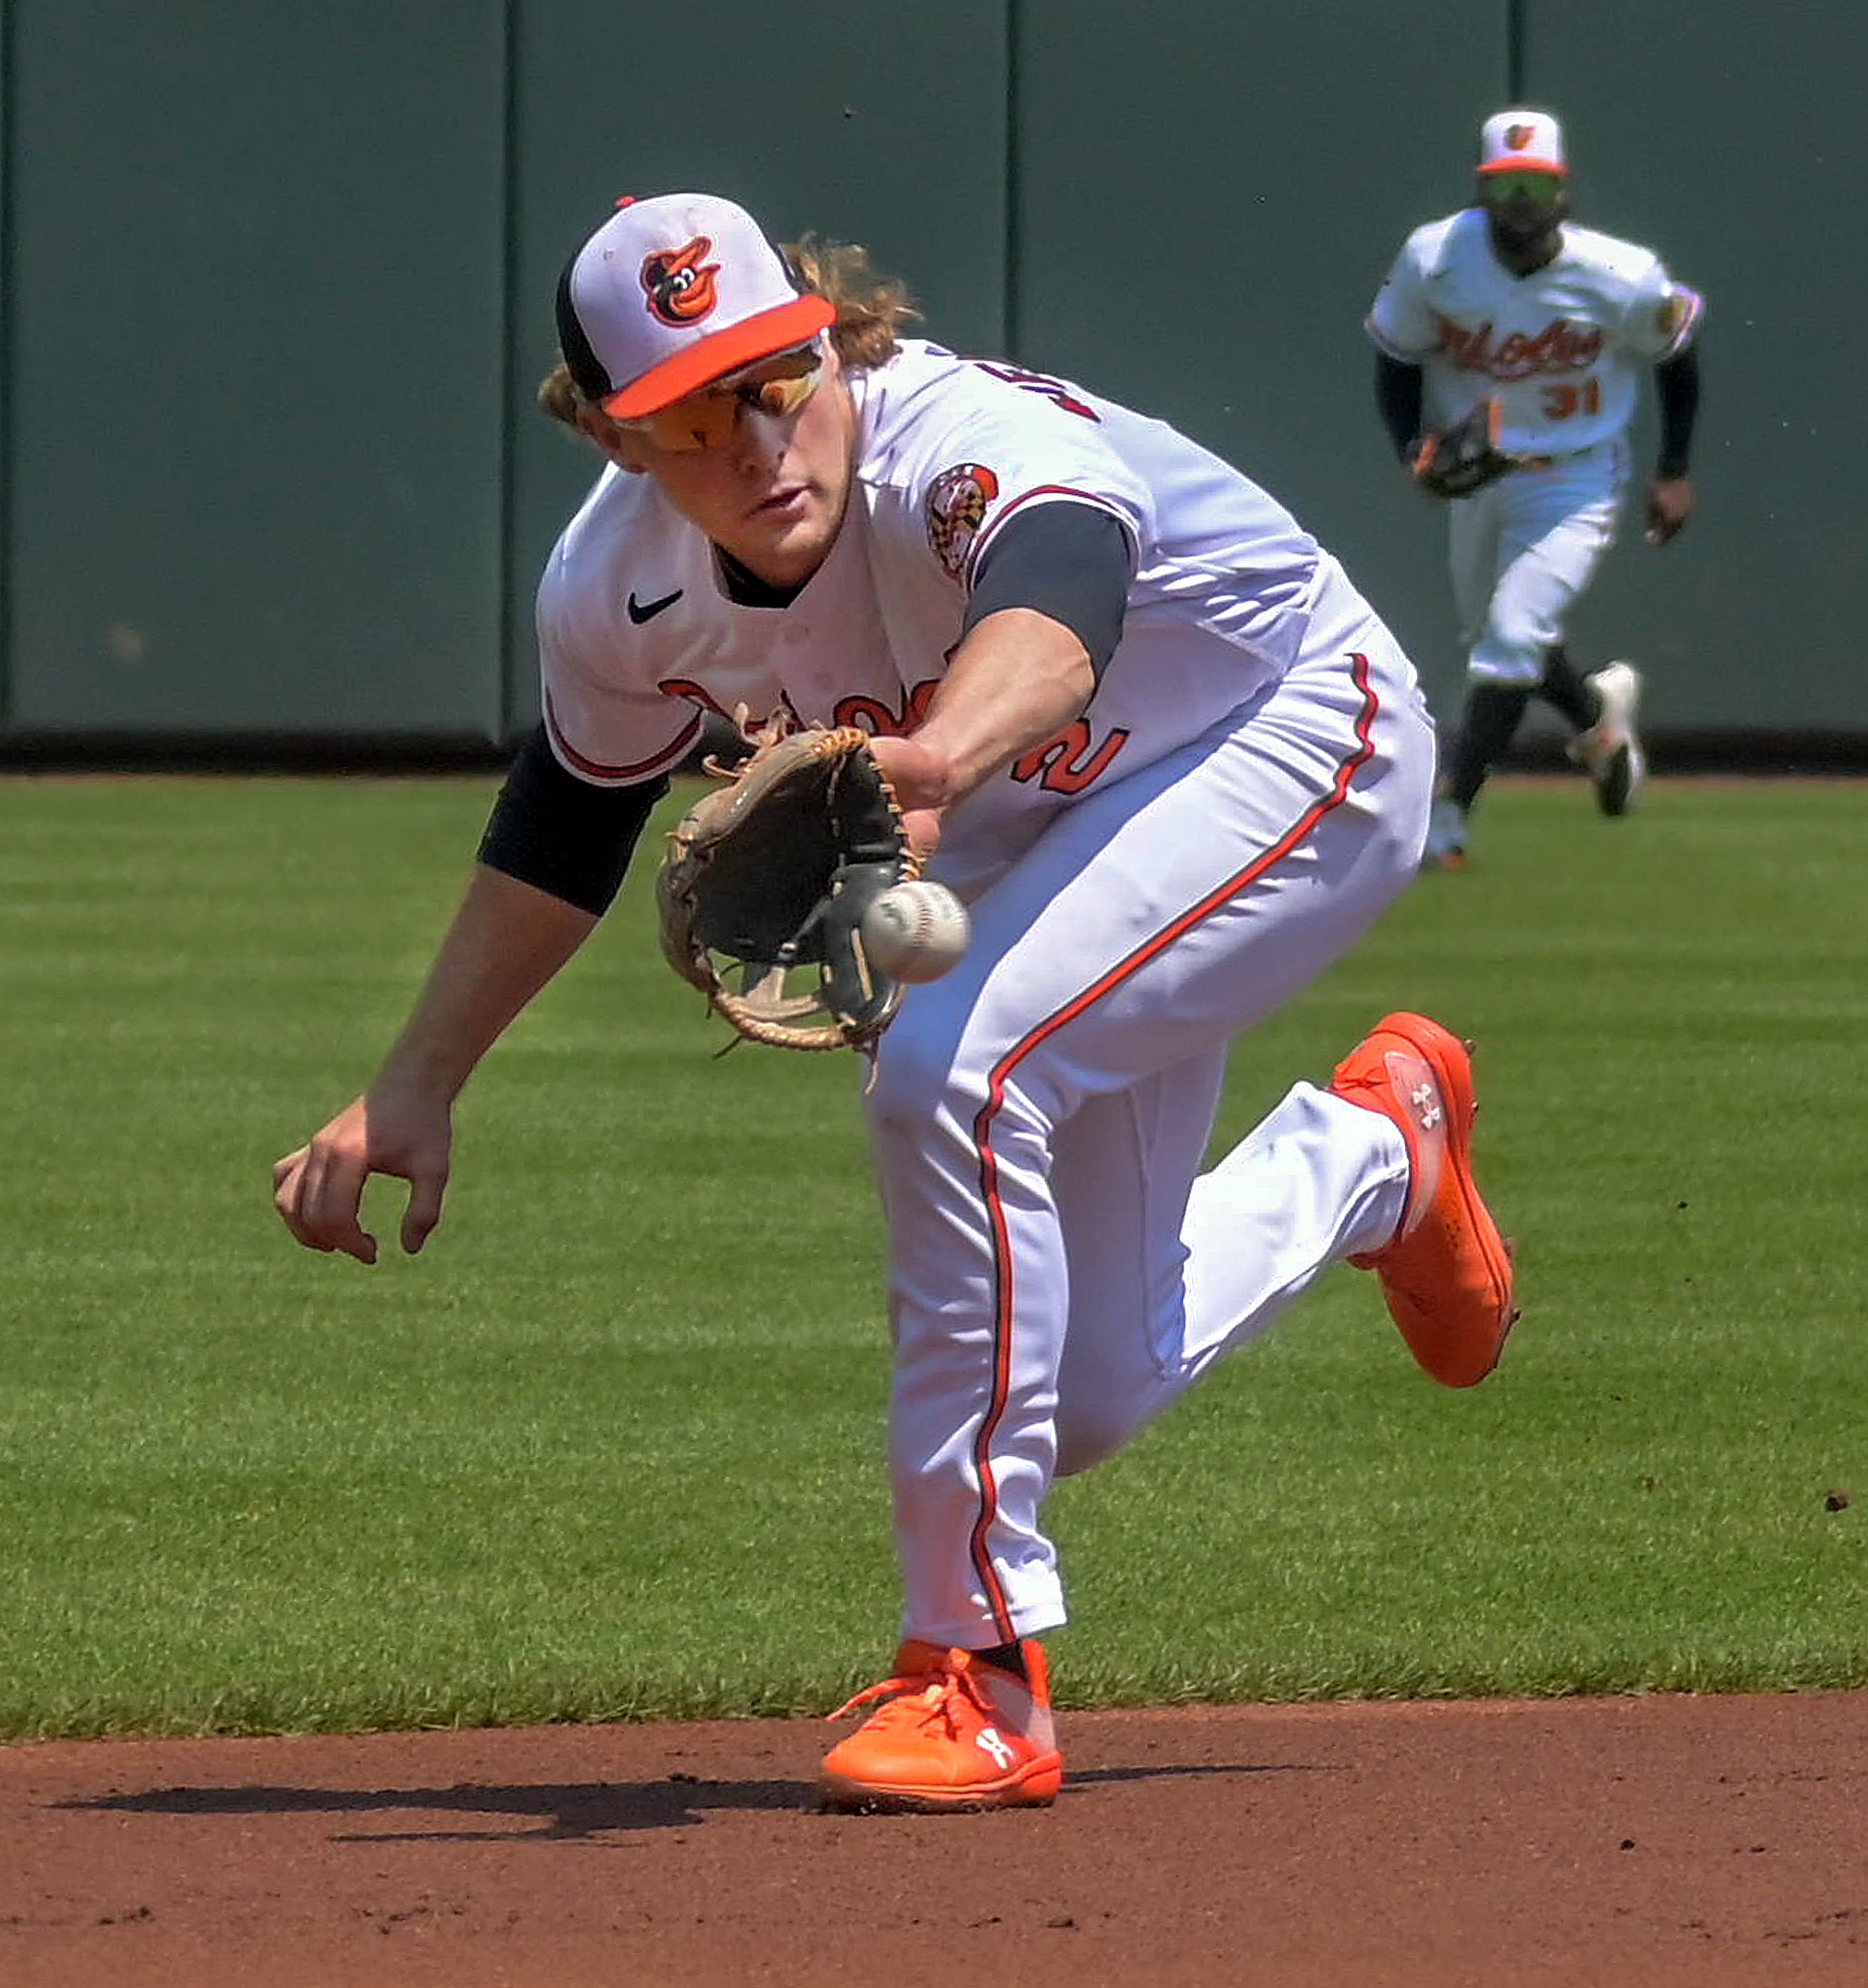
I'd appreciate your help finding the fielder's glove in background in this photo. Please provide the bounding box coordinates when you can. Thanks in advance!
[1411,397,1534,499]
[655,725,919,1053]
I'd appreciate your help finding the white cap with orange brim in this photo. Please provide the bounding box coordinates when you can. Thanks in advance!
[1476,109,1567,176]
[556,192,835,418]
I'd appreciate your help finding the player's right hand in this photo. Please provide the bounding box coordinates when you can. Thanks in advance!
[866,734,948,860]
[1645,474,1694,545]
[271,1088,452,1264]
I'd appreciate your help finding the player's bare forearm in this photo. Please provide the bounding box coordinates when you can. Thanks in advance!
[373,863,599,1101]
[874,607,1096,816]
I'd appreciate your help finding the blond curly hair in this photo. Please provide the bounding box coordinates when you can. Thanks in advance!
[537,234,920,430]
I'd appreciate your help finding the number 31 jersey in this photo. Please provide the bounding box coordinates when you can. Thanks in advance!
[1365,207,1702,457]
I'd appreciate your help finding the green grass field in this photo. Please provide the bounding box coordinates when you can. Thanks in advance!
[0,773,1862,1740]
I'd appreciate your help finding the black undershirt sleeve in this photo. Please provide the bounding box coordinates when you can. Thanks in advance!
[1653,344,1700,479]
[1374,351,1425,461]
[476,722,669,917]
[959,501,1134,682]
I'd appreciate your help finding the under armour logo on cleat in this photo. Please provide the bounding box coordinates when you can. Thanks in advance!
[1410,1081,1443,1130]
[976,1727,1016,1769]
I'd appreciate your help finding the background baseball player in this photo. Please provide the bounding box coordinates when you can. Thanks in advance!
[273,191,1517,1813]
[1367,108,1704,869]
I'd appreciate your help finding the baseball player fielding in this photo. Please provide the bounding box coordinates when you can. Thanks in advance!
[276,187,1520,1821]
[860,879,970,982]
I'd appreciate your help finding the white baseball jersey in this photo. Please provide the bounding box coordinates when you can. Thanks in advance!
[537,340,1322,885]
[1365,208,1702,457]
[536,338,1441,1649]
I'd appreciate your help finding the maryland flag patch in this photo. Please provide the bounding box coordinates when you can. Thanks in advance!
[925,463,1000,580]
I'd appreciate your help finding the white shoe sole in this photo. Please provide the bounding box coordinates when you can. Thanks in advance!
[1582,663,1644,817]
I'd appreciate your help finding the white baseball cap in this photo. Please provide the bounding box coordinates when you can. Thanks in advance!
[555,193,836,418]
[1476,109,1567,176]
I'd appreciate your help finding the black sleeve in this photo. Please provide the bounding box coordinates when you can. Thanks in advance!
[476,723,669,917]
[1374,351,1425,461]
[960,501,1134,682]
[1653,344,1700,479]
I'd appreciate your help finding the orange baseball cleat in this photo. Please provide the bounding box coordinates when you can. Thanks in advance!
[1329,1011,1518,1388]
[820,1639,1064,1813]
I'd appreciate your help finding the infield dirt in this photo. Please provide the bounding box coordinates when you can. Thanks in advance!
[4,1689,1865,1986]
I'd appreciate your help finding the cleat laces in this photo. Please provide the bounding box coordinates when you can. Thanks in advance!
[827,1652,994,1736]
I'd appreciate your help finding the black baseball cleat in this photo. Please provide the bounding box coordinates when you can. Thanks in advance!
[1568,661,1646,817]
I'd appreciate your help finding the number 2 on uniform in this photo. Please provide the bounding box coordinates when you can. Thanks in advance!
[1541,377,1602,420]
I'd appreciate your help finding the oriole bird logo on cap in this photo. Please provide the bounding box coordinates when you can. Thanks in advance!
[640,239,721,326]
[1504,124,1536,151]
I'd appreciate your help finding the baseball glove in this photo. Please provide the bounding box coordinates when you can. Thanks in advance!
[654,725,920,1053]
[1411,397,1529,499]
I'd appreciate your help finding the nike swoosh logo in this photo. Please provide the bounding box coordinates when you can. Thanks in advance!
[626,587,683,625]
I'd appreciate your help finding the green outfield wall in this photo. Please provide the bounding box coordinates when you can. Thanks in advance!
[0,2,1859,753]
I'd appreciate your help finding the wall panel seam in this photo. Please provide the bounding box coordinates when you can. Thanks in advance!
[0,0,13,730]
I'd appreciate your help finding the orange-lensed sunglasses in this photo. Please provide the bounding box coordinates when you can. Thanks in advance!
[617,342,824,452]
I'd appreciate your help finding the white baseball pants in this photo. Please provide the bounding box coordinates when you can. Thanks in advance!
[1450,437,1630,685]
[863,576,1436,1648]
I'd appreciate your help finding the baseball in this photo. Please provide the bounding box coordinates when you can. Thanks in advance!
[860,880,971,983]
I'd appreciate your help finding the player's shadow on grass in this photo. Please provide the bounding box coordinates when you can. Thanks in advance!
[58,1760,1326,1838]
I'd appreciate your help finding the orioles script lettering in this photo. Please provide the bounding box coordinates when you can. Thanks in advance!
[1431,312,1603,378]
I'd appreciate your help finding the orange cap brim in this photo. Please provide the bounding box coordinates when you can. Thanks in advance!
[601,295,836,418]
[1476,159,1566,176]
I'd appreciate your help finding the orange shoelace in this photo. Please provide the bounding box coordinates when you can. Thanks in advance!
[827,1655,995,1733]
